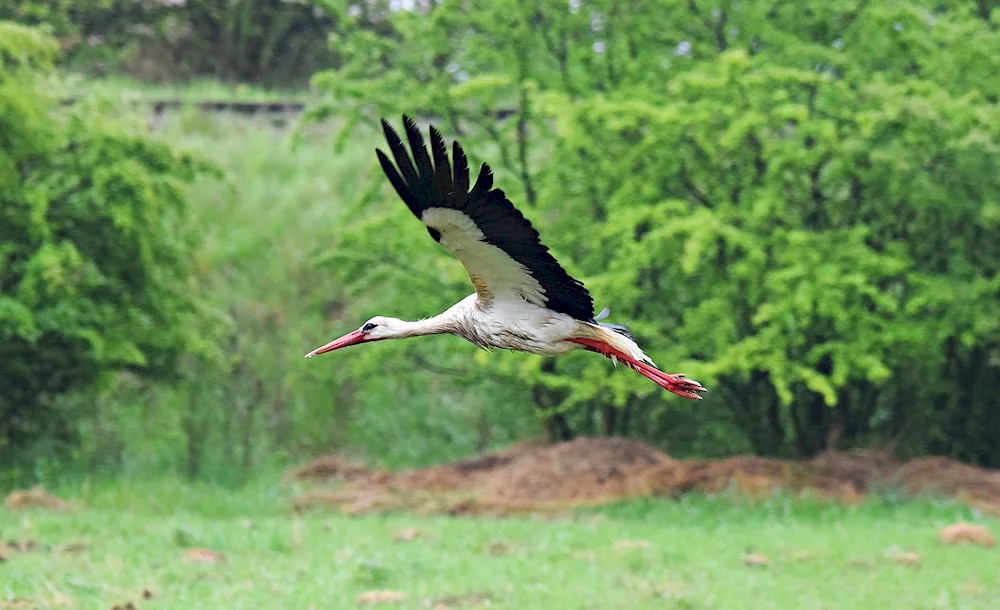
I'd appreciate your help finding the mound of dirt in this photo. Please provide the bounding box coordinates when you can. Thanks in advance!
[481,436,676,505]
[4,487,71,512]
[285,455,390,485]
[287,438,1000,517]
[888,457,1000,513]
[654,455,800,497]
[807,450,900,487]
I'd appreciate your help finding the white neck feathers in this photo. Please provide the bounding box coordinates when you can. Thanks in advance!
[394,313,457,338]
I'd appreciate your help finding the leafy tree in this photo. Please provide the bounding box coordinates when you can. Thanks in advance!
[144,0,340,84]
[0,0,338,85]
[310,0,1000,464]
[0,21,213,464]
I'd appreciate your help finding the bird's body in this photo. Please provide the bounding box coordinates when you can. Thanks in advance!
[439,293,583,356]
[306,115,706,400]
[372,293,644,359]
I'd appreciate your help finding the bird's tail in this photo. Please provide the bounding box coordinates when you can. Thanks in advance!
[582,318,655,366]
[593,306,634,340]
[572,323,707,400]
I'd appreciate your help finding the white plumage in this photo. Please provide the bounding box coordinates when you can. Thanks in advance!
[305,115,706,400]
[420,207,547,307]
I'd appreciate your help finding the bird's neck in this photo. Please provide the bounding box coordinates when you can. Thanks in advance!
[397,313,456,338]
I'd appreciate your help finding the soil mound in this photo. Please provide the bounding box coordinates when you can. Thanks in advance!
[390,437,552,493]
[285,455,390,485]
[808,450,900,487]
[888,456,1000,513]
[4,486,71,512]
[481,436,675,505]
[657,456,796,496]
[287,438,1000,516]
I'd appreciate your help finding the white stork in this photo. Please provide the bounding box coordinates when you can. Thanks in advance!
[306,115,706,400]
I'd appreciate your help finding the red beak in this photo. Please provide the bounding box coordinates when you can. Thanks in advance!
[304,329,366,358]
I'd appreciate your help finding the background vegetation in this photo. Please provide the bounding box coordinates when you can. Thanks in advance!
[0,21,216,475]
[309,0,1000,464]
[0,0,338,86]
[1,0,999,486]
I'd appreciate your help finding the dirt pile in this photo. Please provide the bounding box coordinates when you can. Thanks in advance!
[888,457,1000,514]
[655,450,901,502]
[479,436,675,505]
[288,438,1000,516]
[4,486,71,512]
[285,455,390,485]
[391,437,552,493]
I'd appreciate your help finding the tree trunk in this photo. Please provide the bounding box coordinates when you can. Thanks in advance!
[531,359,574,442]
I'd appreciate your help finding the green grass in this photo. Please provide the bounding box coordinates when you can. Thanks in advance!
[3,480,999,609]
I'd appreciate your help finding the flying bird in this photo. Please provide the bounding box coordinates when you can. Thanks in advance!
[306,115,706,400]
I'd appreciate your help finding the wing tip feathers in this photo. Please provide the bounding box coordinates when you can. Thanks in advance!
[376,114,596,321]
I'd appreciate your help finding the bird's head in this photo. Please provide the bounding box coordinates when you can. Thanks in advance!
[304,316,406,357]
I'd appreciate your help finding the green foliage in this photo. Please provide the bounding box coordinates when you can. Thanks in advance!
[144,0,339,85]
[0,18,58,71]
[58,109,543,483]
[0,0,337,85]
[0,22,212,465]
[311,0,1000,463]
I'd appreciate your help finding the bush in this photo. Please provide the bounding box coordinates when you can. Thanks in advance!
[309,0,1000,464]
[0,21,213,465]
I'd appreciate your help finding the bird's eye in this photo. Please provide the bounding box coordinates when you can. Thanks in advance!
[361,322,378,332]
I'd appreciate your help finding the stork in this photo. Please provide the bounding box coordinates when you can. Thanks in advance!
[305,115,706,400]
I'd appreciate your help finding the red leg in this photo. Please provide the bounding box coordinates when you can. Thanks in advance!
[569,338,706,400]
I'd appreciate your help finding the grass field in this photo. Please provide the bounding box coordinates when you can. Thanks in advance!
[3,479,999,609]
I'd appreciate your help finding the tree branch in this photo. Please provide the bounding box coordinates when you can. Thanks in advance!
[480,119,518,178]
[714,1,730,51]
[679,165,714,208]
[605,0,621,86]
[515,87,538,206]
[833,0,872,43]
[746,133,767,184]
[686,0,718,35]
[400,353,520,387]
[535,2,576,95]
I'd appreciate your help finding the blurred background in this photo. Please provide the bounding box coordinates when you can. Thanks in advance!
[2,0,999,489]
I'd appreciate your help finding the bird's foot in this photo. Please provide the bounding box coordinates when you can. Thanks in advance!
[657,373,707,400]
[568,337,707,400]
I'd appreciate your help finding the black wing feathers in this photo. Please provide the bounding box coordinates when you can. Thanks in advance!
[469,163,492,199]
[376,115,595,322]
[375,150,420,217]
[382,122,419,188]
[428,126,451,198]
[404,117,435,191]
[452,141,470,195]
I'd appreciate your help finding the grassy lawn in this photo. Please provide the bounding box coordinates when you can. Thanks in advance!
[2,479,999,609]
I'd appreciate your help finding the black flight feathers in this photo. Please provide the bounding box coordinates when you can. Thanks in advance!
[375,114,597,323]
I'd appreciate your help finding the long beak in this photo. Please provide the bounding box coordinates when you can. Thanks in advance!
[304,329,366,358]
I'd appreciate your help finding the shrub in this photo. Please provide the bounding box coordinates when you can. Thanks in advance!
[0,21,213,465]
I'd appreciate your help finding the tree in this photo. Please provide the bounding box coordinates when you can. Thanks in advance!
[0,22,213,463]
[309,0,1000,464]
[0,0,338,85]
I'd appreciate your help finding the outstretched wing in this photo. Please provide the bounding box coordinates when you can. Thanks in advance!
[375,114,596,322]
